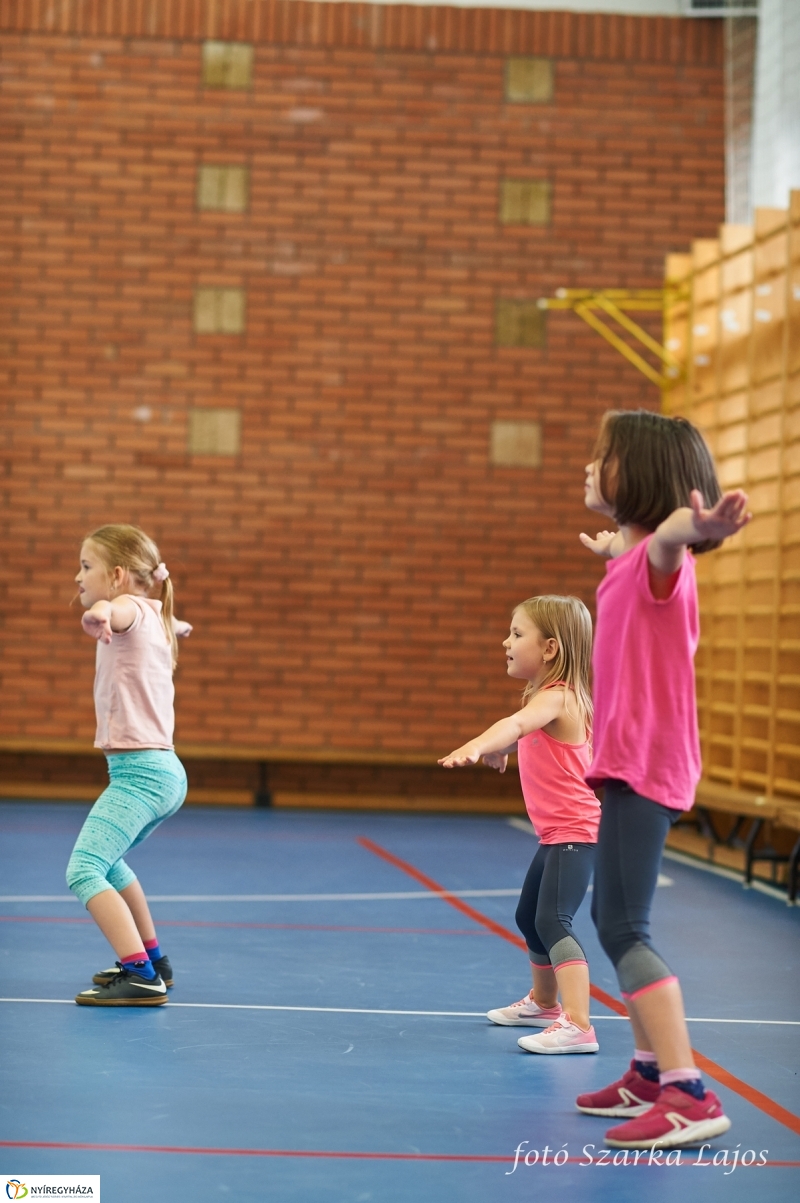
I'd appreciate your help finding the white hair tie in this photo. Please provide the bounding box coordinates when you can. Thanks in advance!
[153,562,169,582]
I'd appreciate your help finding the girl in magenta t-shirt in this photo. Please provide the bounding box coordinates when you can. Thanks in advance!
[440,595,601,1055]
[576,409,750,1151]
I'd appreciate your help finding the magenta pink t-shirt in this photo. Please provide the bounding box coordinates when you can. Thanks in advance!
[587,535,701,812]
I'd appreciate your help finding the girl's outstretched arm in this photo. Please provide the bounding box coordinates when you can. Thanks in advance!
[172,617,193,638]
[649,489,751,575]
[81,597,139,643]
[438,689,565,770]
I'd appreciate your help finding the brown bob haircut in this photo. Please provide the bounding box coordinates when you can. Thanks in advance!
[595,409,723,554]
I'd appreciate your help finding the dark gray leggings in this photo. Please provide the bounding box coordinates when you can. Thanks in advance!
[515,841,596,969]
[591,781,681,998]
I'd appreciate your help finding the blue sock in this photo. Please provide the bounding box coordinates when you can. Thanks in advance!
[120,954,157,981]
[144,939,162,962]
[634,1060,660,1083]
[673,1078,706,1101]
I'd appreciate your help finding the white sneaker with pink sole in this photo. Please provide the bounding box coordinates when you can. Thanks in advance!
[517,1013,599,1054]
[486,991,563,1027]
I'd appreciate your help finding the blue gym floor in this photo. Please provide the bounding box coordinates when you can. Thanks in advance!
[1,801,799,1202]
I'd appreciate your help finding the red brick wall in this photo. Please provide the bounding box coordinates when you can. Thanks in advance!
[1,1,725,759]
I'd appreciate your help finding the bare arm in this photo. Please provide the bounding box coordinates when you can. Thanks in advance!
[439,690,564,770]
[81,597,139,643]
[648,489,751,575]
[172,617,193,638]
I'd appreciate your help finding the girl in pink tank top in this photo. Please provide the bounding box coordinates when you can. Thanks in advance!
[576,409,750,1150]
[440,595,602,1055]
[66,524,193,1007]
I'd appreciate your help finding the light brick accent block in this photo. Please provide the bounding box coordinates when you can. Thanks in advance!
[490,421,542,469]
[188,409,242,456]
[495,300,547,349]
[500,180,551,226]
[202,41,254,89]
[197,165,249,213]
[193,288,246,334]
[505,58,554,103]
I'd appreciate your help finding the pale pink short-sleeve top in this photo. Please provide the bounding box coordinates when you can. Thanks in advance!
[93,596,175,751]
[587,535,701,811]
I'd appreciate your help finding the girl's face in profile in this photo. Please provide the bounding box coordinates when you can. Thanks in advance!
[75,542,114,609]
[584,458,616,519]
[503,608,553,682]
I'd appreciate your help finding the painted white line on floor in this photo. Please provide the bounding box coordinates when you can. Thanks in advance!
[660,848,792,903]
[0,890,522,903]
[0,999,797,1024]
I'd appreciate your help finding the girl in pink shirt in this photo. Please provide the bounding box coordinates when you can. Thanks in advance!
[66,524,192,1007]
[440,595,601,1055]
[576,409,750,1150]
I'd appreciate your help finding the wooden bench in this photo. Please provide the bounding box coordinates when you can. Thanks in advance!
[681,780,799,901]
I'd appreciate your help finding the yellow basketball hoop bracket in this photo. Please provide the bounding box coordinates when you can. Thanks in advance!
[537,288,684,392]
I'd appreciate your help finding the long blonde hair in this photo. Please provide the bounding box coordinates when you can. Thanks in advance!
[83,524,178,669]
[517,595,593,728]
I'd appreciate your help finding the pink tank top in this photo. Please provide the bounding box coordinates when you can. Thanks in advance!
[587,535,700,811]
[517,688,600,845]
[93,596,175,751]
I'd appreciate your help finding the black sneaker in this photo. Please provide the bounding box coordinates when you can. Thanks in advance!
[76,964,168,1006]
[93,954,173,988]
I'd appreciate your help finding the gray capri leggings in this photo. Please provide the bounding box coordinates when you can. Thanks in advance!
[515,841,596,970]
[591,780,682,1000]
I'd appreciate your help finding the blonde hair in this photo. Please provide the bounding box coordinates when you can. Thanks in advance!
[83,524,178,669]
[516,595,593,728]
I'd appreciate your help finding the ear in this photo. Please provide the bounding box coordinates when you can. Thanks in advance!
[110,564,127,591]
[543,637,559,663]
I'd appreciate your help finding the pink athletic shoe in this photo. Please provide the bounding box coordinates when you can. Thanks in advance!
[517,1013,599,1054]
[486,991,562,1028]
[575,1060,661,1117]
[604,1085,731,1150]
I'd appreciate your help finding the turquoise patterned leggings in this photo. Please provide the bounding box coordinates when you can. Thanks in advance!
[66,750,187,906]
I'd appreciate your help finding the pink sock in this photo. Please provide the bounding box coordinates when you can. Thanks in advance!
[120,951,148,965]
[634,1049,658,1064]
[659,1067,701,1086]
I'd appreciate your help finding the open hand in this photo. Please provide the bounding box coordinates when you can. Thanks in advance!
[481,752,508,773]
[579,529,618,558]
[82,608,113,643]
[438,744,481,769]
[690,489,751,541]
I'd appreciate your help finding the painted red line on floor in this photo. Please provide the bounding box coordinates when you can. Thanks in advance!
[0,1142,796,1167]
[356,837,625,1016]
[692,1051,800,1138]
[357,836,800,1140]
[0,915,489,938]
[0,1140,504,1162]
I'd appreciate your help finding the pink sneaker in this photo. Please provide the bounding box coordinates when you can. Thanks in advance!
[576,1060,661,1116]
[486,991,562,1028]
[517,1013,599,1054]
[605,1085,731,1150]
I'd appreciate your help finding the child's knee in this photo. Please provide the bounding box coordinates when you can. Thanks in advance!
[106,861,137,893]
[66,852,112,907]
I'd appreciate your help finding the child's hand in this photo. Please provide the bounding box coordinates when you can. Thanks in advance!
[438,743,482,769]
[82,607,113,643]
[173,620,193,638]
[579,529,618,558]
[690,489,751,541]
[481,752,508,773]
